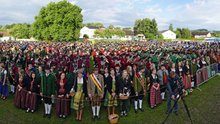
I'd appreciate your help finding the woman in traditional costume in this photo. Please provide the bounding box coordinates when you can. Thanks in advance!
[103,67,110,101]
[119,70,131,117]
[25,72,37,113]
[149,69,161,108]
[176,61,184,79]
[72,71,87,121]
[183,61,192,92]
[56,72,70,119]
[104,68,119,116]
[14,69,26,109]
[0,65,8,100]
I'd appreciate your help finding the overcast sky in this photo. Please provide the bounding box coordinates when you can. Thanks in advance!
[0,0,220,30]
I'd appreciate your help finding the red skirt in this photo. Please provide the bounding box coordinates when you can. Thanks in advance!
[56,96,70,116]
[183,74,191,89]
[196,71,202,85]
[202,68,208,82]
[25,92,37,110]
[14,87,26,109]
[150,85,162,107]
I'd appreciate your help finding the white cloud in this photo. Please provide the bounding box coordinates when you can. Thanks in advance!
[0,0,220,30]
[172,0,220,30]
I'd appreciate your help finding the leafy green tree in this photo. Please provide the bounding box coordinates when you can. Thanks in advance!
[103,29,113,39]
[151,19,158,36]
[32,0,83,42]
[0,33,3,37]
[158,33,163,39]
[4,24,16,29]
[94,30,105,38]
[213,32,220,37]
[181,28,192,39]
[114,29,125,37]
[175,28,192,39]
[176,28,182,38]
[134,18,158,39]
[83,34,89,39]
[169,24,174,31]
[10,23,31,39]
[84,23,104,28]
[108,24,114,29]
[94,29,125,39]
[115,27,121,30]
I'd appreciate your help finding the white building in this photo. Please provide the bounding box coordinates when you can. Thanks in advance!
[80,26,98,39]
[0,36,15,41]
[136,34,146,41]
[122,29,134,41]
[192,32,212,38]
[161,30,176,39]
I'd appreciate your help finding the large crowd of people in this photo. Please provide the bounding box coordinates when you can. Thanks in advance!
[0,40,219,122]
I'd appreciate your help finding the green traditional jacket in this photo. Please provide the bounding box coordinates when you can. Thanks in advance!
[170,55,177,63]
[134,72,147,92]
[36,70,44,87]
[205,56,210,65]
[40,50,46,58]
[152,55,158,64]
[89,56,95,74]
[191,53,197,59]
[41,73,55,96]
[190,62,197,76]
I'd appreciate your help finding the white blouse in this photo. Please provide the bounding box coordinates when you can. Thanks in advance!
[77,77,83,84]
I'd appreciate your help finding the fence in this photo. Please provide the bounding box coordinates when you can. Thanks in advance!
[196,63,219,87]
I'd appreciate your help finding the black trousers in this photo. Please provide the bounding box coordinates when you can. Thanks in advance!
[44,97,52,104]
[160,85,167,92]
[192,75,197,88]
[134,90,144,101]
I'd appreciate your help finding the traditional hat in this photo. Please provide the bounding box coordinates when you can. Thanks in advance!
[94,64,99,71]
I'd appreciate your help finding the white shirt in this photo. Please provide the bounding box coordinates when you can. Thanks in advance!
[77,77,83,84]
[171,68,176,72]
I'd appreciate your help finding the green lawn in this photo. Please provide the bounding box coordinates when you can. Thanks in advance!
[0,76,220,124]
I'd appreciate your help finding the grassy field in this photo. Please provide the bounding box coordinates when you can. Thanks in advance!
[0,76,220,124]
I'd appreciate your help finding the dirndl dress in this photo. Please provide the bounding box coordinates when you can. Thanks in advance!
[104,80,117,107]
[72,84,84,111]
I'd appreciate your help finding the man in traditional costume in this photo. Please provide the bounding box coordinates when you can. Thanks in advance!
[190,58,197,88]
[87,66,104,119]
[40,67,55,118]
[133,65,147,112]
[157,64,168,100]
